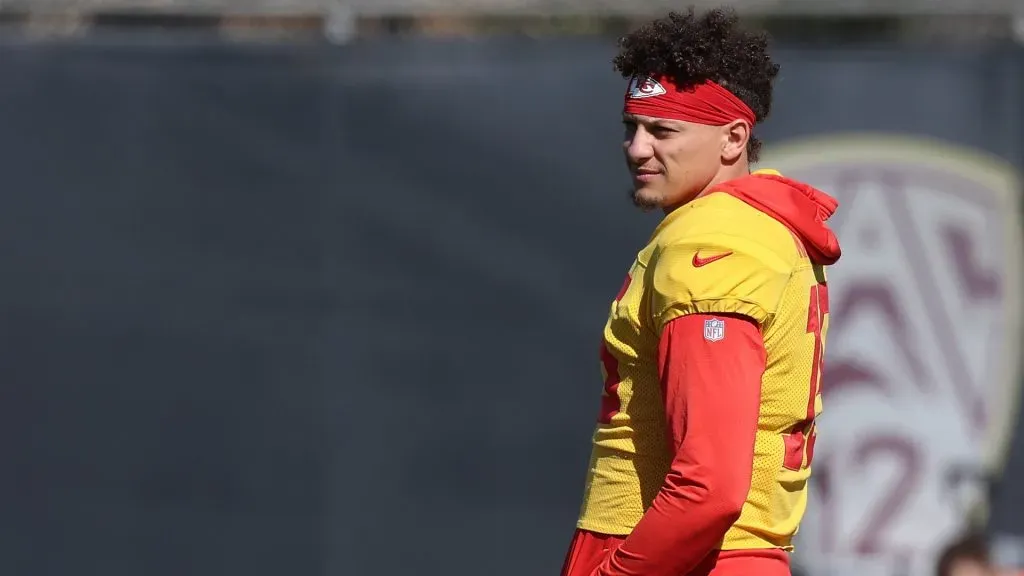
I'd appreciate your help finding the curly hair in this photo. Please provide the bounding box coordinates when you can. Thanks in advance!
[613,8,780,162]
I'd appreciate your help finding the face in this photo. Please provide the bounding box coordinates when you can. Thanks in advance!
[949,559,995,576]
[622,113,745,212]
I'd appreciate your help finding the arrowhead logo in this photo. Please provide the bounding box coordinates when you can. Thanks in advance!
[627,76,666,99]
[692,251,733,267]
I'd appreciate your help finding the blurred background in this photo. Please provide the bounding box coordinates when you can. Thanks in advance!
[1,1,1022,576]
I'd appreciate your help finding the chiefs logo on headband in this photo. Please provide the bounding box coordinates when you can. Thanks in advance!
[627,76,667,99]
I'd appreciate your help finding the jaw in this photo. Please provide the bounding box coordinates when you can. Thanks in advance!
[630,186,664,211]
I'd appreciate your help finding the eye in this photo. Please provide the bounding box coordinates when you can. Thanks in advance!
[651,126,676,136]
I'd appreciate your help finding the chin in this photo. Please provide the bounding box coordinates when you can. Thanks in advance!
[630,187,664,211]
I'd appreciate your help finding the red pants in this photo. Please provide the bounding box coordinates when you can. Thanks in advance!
[560,529,791,576]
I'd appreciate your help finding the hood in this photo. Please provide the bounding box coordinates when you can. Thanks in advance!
[715,170,842,265]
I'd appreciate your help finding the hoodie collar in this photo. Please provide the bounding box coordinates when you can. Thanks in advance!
[714,169,842,265]
[654,169,842,265]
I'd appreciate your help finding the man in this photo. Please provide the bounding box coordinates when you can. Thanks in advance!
[561,8,842,576]
[937,533,995,576]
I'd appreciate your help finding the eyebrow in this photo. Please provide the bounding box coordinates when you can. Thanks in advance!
[623,114,682,129]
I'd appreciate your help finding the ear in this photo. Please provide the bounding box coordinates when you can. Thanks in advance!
[721,120,751,163]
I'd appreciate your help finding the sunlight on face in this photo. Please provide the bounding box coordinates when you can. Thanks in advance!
[622,113,723,212]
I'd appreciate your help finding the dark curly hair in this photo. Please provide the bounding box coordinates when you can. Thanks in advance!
[613,8,780,162]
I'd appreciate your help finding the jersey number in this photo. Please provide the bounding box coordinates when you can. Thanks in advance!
[597,273,631,424]
[783,282,829,471]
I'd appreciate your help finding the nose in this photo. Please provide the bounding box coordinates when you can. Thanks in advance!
[625,126,654,164]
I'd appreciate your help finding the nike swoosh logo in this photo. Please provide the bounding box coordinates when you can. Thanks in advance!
[692,251,733,267]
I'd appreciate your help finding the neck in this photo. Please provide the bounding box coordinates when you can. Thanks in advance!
[662,161,750,215]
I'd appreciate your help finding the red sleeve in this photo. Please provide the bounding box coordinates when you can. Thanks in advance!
[593,313,766,576]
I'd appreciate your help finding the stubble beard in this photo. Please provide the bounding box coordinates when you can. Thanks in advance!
[629,186,662,212]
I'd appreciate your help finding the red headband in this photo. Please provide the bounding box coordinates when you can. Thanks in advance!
[623,76,756,127]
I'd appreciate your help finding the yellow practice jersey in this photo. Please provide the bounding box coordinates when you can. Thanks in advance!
[577,171,836,552]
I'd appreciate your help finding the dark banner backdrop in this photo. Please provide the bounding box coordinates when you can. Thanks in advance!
[0,37,1020,576]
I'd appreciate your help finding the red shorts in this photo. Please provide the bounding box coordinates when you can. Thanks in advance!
[561,529,626,576]
[560,529,791,576]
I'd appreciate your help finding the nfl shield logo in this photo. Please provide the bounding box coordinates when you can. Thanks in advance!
[703,318,725,342]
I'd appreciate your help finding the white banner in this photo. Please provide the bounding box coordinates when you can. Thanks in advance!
[760,134,1022,576]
